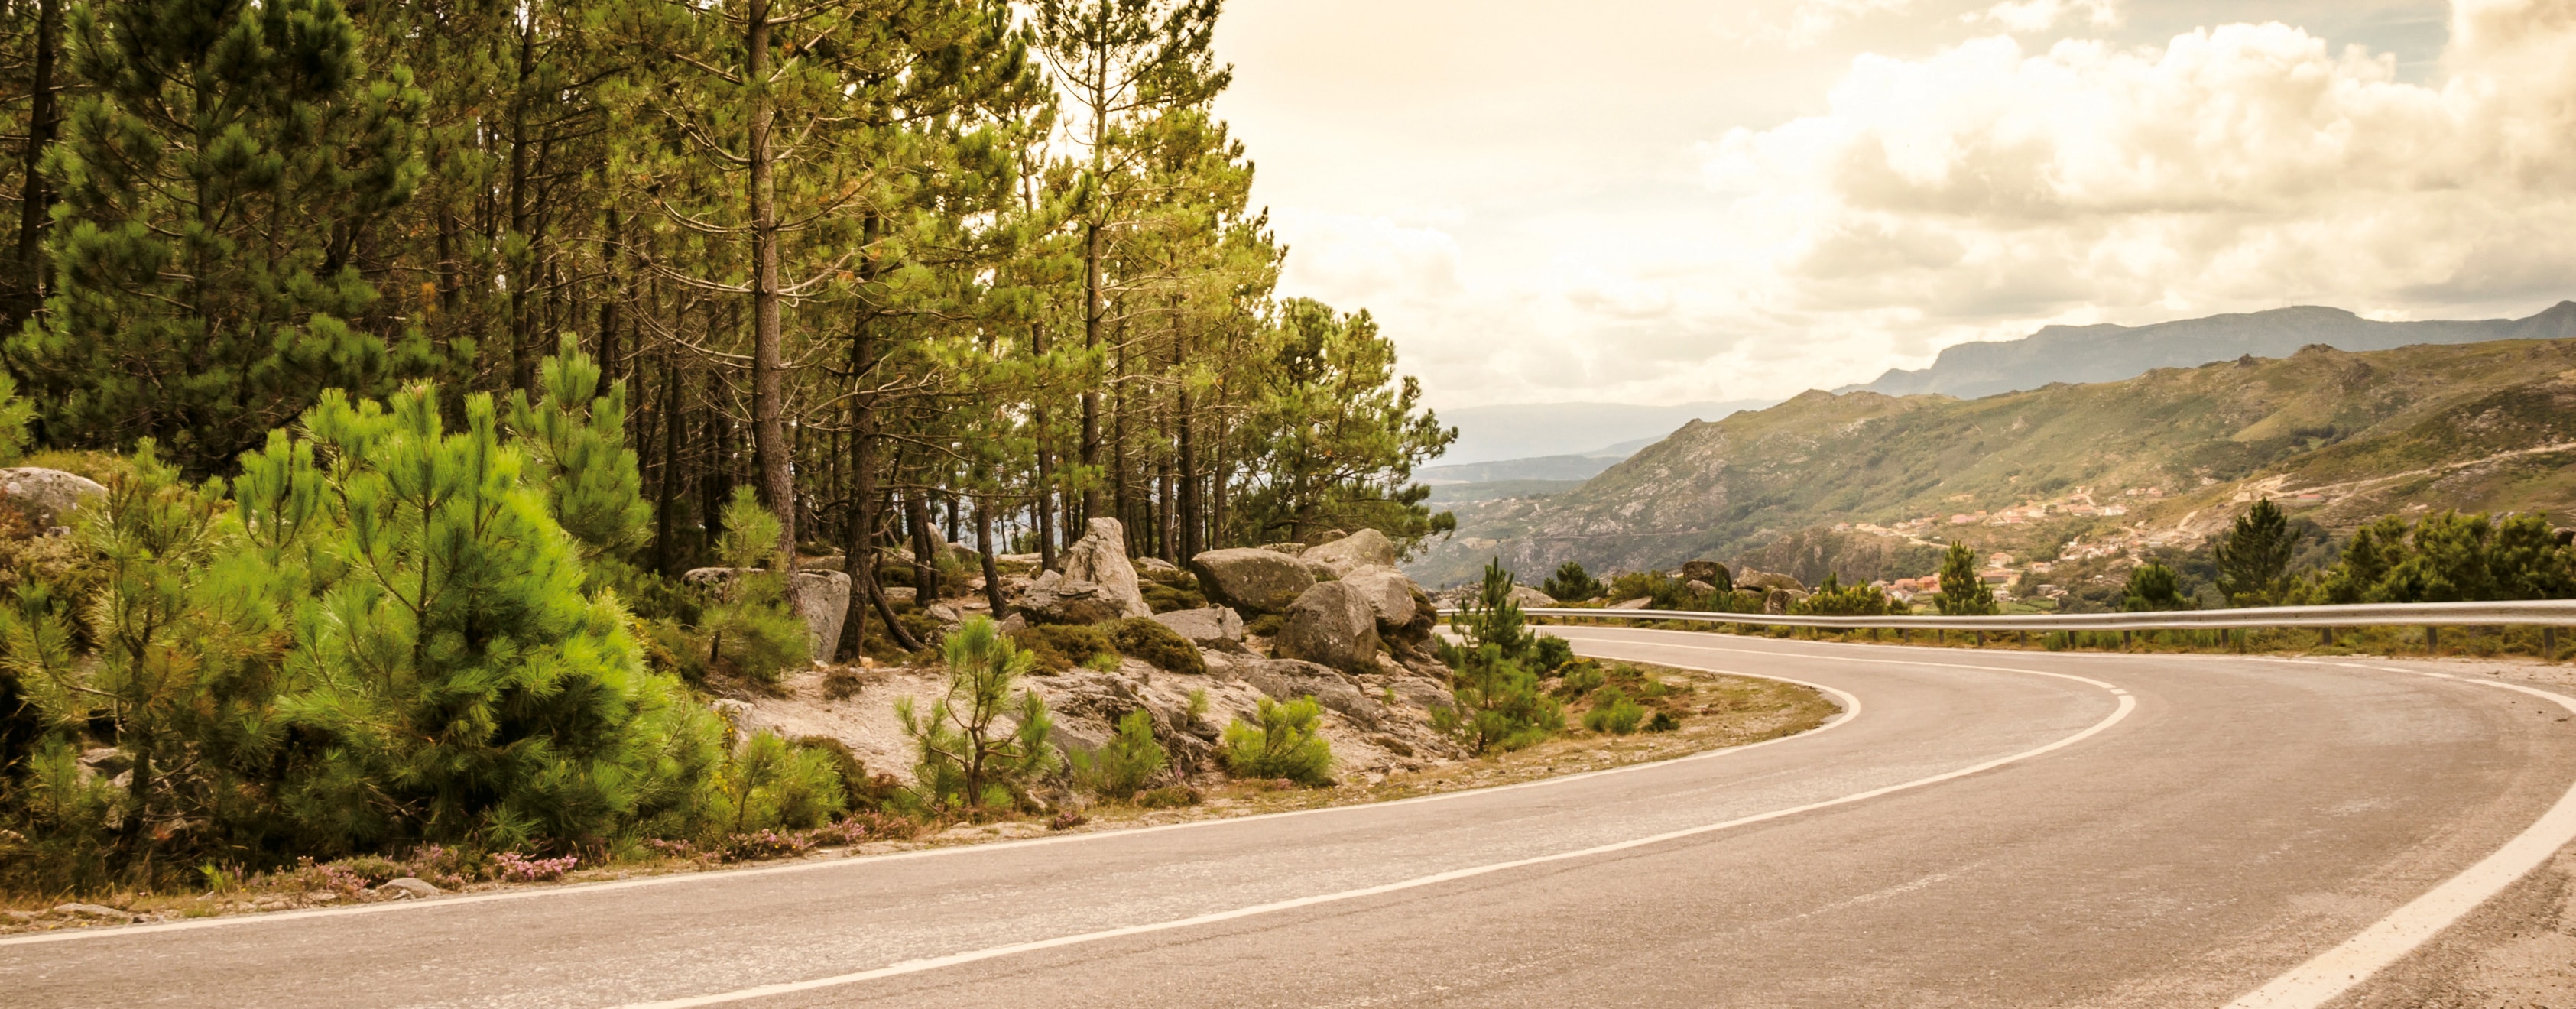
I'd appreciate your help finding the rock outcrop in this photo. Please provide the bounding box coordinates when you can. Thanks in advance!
[1301,528,1397,577]
[1507,585,1557,608]
[1736,569,1806,593]
[1017,518,1151,624]
[1234,657,1381,728]
[1152,606,1247,652]
[682,567,850,658]
[0,467,105,530]
[1189,547,1319,614]
[1682,559,1730,586]
[1275,581,1383,676]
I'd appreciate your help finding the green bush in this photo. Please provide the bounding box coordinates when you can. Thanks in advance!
[1112,617,1207,675]
[1244,612,1283,638]
[1070,710,1170,800]
[1792,573,1892,616]
[1221,696,1335,786]
[1550,660,1606,700]
[1532,634,1575,673]
[1542,561,1602,602]
[1583,688,1647,735]
[705,732,847,837]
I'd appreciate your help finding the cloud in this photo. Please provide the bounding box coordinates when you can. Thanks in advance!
[1682,0,2576,393]
[1969,0,2118,33]
[1274,213,1465,304]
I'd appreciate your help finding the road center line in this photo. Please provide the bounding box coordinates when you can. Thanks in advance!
[2221,661,2576,1009]
[618,643,2132,1008]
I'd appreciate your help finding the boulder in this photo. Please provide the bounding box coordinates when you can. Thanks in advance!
[880,586,917,606]
[376,878,441,900]
[1015,517,1151,624]
[1017,570,1142,625]
[680,568,849,660]
[52,903,132,922]
[1234,658,1380,728]
[1607,596,1652,610]
[1134,555,1183,579]
[1682,559,1731,586]
[1507,585,1558,608]
[1761,587,1809,615]
[1302,528,1397,577]
[1189,547,1319,614]
[1737,569,1806,593]
[1153,606,1247,651]
[1256,541,1309,556]
[1274,581,1383,676]
[0,468,104,530]
[1685,579,1715,595]
[1339,566,1426,636]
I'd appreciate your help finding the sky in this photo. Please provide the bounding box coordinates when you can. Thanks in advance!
[1207,0,2576,412]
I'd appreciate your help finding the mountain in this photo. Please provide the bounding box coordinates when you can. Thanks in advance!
[1408,336,2576,589]
[1842,302,2576,401]
[1429,400,1775,466]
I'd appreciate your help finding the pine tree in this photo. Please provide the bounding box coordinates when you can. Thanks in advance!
[898,616,1057,810]
[1935,543,1997,616]
[508,336,652,566]
[2122,562,2188,611]
[1436,560,1561,754]
[2214,498,2293,606]
[267,384,705,851]
[15,0,439,472]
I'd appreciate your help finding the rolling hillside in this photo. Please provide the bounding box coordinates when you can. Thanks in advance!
[1410,338,2576,589]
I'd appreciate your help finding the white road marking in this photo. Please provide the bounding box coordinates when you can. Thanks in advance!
[0,660,1861,949]
[2221,661,2576,1009]
[618,644,2133,1008]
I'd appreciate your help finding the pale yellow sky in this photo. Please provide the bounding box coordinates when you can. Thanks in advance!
[1208,0,2571,410]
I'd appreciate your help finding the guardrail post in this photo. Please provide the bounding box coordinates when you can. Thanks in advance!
[2426,625,2439,655]
[2321,627,2334,648]
[2545,625,2558,662]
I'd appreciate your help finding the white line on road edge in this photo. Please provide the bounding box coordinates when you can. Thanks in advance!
[0,661,1863,950]
[617,647,2133,1008]
[2221,662,2576,1009]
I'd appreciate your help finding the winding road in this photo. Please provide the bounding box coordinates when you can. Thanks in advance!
[6,628,2575,1007]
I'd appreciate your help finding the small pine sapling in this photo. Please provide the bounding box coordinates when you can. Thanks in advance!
[1221,696,1334,787]
[899,618,1060,812]
[1070,709,1170,800]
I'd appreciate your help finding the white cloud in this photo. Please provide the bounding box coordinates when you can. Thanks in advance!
[1970,0,2118,33]
[1678,0,2576,397]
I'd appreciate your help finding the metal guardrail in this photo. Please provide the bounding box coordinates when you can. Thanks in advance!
[1440,599,2576,632]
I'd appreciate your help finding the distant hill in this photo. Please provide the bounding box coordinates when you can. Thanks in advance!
[1409,336,2576,588]
[1430,399,1774,466]
[1842,303,2576,401]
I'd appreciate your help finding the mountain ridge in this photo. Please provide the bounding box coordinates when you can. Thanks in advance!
[1410,336,2576,589]
[1842,302,2576,401]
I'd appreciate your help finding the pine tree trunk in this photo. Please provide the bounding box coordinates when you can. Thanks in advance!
[1079,222,1103,526]
[6,0,60,328]
[977,497,1004,616]
[507,17,537,392]
[655,348,682,575]
[595,206,623,385]
[1178,386,1201,561]
[908,486,939,601]
[743,0,796,578]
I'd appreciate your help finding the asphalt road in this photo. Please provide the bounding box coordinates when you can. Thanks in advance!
[7,628,2574,1009]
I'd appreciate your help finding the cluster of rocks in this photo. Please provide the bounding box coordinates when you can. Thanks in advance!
[810,519,1469,780]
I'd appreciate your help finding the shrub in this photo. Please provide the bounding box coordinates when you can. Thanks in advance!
[706,731,848,839]
[2123,563,2190,611]
[1071,710,1171,800]
[1551,660,1606,700]
[1583,688,1647,735]
[1221,696,1335,787]
[822,667,866,700]
[1532,634,1575,673]
[491,852,579,883]
[1112,617,1207,675]
[1244,612,1283,638]
[1646,710,1682,732]
[1134,784,1202,809]
[1792,573,1891,616]
[900,618,1060,811]
[1543,561,1602,602]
